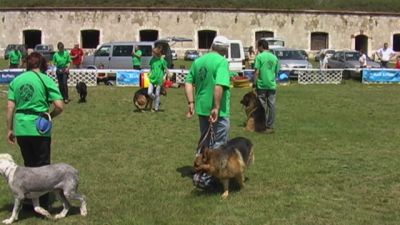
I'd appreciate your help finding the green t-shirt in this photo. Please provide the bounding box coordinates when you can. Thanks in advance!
[132,49,142,66]
[9,50,22,65]
[185,52,231,117]
[254,51,280,90]
[52,51,71,68]
[149,57,167,85]
[8,71,63,136]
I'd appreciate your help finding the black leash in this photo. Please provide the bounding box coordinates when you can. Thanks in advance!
[196,122,216,155]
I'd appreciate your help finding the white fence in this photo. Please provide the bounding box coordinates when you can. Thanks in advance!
[296,69,343,84]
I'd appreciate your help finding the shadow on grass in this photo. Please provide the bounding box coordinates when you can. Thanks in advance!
[176,165,194,178]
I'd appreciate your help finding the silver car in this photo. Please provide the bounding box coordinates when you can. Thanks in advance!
[270,48,313,78]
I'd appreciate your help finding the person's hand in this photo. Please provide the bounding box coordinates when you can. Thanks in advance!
[7,130,15,144]
[186,102,195,118]
[209,108,219,123]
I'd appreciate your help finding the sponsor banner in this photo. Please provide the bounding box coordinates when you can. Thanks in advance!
[363,69,400,83]
[0,71,23,84]
[116,70,141,86]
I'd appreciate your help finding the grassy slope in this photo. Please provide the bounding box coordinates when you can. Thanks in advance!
[1,0,400,12]
[0,79,400,224]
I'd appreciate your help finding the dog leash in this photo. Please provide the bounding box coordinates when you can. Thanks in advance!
[196,122,216,155]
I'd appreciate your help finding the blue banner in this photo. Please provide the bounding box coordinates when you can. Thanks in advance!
[363,69,400,83]
[0,71,23,84]
[116,70,141,86]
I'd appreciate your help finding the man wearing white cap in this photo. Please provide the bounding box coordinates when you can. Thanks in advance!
[185,36,231,188]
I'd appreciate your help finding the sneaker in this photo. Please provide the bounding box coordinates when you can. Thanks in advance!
[193,172,215,189]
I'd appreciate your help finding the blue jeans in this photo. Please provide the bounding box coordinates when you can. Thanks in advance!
[257,89,276,129]
[147,83,161,110]
[198,116,230,149]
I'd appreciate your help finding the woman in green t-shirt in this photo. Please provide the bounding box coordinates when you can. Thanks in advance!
[147,47,168,112]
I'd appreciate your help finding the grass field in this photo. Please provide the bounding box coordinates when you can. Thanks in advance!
[2,0,400,12]
[0,79,400,225]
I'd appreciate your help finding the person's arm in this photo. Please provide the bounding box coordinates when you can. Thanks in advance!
[50,100,64,119]
[209,85,223,123]
[185,82,195,118]
[6,100,16,144]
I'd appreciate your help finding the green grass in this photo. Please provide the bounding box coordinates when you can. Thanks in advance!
[0,80,400,225]
[2,0,400,12]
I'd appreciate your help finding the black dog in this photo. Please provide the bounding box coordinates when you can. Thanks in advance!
[76,81,87,103]
[133,87,167,111]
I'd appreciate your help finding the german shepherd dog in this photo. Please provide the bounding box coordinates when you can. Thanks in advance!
[76,81,87,103]
[194,137,254,199]
[240,91,266,132]
[133,87,167,112]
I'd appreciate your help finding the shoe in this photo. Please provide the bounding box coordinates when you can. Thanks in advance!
[64,100,69,104]
[151,109,159,112]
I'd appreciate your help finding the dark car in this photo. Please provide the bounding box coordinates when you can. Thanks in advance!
[34,44,55,62]
[4,44,27,60]
[184,50,200,61]
[327,50,381,79]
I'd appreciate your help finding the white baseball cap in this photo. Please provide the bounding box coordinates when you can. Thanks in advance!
[212,36,230,46]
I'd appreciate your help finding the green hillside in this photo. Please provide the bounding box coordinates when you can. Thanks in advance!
[1,0,400,13]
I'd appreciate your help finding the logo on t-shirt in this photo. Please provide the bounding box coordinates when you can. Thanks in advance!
[19,84,34,102]
[199,67,207,81]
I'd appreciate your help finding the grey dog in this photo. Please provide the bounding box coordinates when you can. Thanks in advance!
[0,154,87,224]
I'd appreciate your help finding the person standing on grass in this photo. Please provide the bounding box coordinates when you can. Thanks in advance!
[70,43,84,69]
[359,49,368,68]
[132,46,142,70]
[52,42,72,104]
[7,52,64,209]
[396,55,400,69]
[148,46,168,112]
[377,42,395,68]
[185,36,231,189]
[253,39,280,134]
[8,45,22,69]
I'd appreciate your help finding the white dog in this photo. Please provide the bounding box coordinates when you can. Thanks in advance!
[0,154,87,224]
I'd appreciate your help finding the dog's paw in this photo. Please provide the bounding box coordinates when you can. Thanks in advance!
[80,207,88,217]
[54,213,66,219]
[221,191,229,199]
[2,218,15,224]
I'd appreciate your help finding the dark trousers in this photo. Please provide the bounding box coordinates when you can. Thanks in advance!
[56,69,69,101]
[9,63,19,69]
[133,65,141,70]
[16,136,51,208]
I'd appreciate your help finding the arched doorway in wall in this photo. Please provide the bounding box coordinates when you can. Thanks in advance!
[355,34,368,53]
[23,30,41,49]
[81,30,100,48]
[310,32,329,50]
[255,31,274,44]
[393,33,400,51]
[198,30,216,49]
[140,30,159,41]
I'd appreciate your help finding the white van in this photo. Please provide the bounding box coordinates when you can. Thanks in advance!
[81,41,173,69]
[227,40,245,72]
[260,37,285,49]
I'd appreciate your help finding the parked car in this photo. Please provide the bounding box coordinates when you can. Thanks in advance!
[34,44,55,62]
[171,50,177,60]
[184,50,200,61]
[327,50,381,79]
[314,49,335,62]
[270,48,313,78]
[227,39,245,72]
[81,40,173,69]
[260,37,285,49]
[4,44,27,60]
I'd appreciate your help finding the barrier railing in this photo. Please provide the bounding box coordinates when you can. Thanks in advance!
[296,69,343,84]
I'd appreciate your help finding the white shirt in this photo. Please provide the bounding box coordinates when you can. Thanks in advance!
[359,54,367,67]
[378,48,394,61]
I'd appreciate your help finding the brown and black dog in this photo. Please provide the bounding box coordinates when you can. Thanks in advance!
[133,87,167,111]
[240,91,266,132]
[194,137,254,199]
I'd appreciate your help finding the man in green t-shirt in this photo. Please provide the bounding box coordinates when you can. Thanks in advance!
[132,46,142,70]
[148,47,168,112]
[254,39,280,133]
[8,46,22,69]
[52,42,72,103]
[185,36,231,189]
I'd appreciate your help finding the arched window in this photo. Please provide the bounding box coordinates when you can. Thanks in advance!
[198,30,216,49]
[311,32,329,50]
[393,34,400,51]
[355,34,368,53]
[140,30,159,41]
[81,30,100,49]
[23,29,41,49]
[255,31,274,43]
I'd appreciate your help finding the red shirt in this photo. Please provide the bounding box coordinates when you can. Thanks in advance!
[70,48,84,65]
[396,60,400,69]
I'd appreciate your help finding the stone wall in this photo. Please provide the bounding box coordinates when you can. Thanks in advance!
[0,8,399,57]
